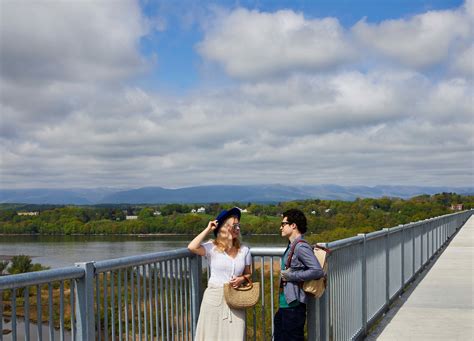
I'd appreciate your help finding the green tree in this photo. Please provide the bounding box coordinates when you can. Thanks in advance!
[7,255,48,274]
[8,255,33,274]
[0,260,9,275]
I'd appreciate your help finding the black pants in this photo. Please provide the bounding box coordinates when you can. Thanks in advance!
[273,304,306,341]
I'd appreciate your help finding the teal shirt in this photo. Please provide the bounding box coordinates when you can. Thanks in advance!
[279,245,300,308]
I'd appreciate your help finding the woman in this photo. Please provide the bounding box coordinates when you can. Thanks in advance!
[187,207,252,341]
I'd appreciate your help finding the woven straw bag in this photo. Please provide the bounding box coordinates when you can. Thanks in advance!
[224,277,260,309]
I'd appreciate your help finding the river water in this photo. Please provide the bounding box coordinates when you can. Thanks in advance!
[0,234,286,268]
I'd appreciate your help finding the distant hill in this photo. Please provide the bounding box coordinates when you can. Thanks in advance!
[0,185,472,205]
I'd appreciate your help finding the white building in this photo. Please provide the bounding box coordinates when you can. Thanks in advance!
[126,215,138,220]
[18,212,39,216]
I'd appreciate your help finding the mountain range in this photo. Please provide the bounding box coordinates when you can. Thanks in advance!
[0,184,472,205]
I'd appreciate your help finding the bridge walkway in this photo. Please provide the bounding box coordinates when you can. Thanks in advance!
[374,215,474,340]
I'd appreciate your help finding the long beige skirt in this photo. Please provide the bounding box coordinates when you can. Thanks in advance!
[194,286,246,341]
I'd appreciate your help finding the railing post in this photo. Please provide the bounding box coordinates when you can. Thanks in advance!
[401,227,405,287]
[420,222,424,269]
[383,228,390,305]
[319,286,330,341]
[358,233,367,336]
[412,224,416,277]
[308,242,330,341]
[307,296,318,340]
[190,255,202,338]
[75,261,95,340]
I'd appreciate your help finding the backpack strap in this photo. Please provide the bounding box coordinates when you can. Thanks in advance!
[314,244,331,254]
[285,239,310,269]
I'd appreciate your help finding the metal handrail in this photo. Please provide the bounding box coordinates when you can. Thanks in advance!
[0,267,84,290]
[94,248,192,273]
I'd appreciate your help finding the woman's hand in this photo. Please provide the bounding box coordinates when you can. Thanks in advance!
[207,220,218,231]
[188,220,219,256]
[229,275,247,288]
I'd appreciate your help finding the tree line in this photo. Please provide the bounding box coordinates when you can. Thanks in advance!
[0,193,472,243]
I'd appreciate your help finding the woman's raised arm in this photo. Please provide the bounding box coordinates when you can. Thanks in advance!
[187,220,217,256]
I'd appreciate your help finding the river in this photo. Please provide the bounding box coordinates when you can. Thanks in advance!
[0,234,286,268]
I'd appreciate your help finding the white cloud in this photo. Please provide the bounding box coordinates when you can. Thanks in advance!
[1,1,473,189]
[450,44,474,77]
[197,8,355,79]
[352,6,471,71]
[2,67,472,188]
[0,0,149,84]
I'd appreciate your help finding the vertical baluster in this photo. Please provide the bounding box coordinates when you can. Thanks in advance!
[111,271,115,341]
[124,268,129,341]
[96,276,102,341]
[118,269,123,341]
[153,263,159,340]
[183,258,189,341]
[11,288,17,341]
[148,264,153,341]
[143,265,148,341]
[70,279,75,341]
[269,256,274,338]
[171,260,176,341]
[137,266,142,340]
[160,262,165,341]
[24,286,30,341]
[178,259,184,341]
[36,285,42,341]
[164,261,170,341]
[59,282,64,341]
[130,268,135,340]
[252,257,256,341]
[48,283,54,341]
[103,273,109,341]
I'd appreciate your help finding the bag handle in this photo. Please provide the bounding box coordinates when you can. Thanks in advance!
[285,241,331,269]
[235,275,253,291]
[314,244,332,254]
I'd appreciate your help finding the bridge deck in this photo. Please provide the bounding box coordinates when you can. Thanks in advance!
[376,215,474,340]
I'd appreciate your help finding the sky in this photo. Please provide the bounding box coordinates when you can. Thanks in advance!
[0,0,472,189]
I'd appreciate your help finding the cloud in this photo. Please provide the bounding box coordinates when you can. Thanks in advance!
[450,44,474,77]
[1,1,472,189]
[2,66,472,188]
[0,0,149,84]
[197,8,355,79]
[352,5,472,71]
[199,4,473,79]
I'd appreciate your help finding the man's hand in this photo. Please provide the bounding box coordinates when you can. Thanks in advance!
[281,269,291,281]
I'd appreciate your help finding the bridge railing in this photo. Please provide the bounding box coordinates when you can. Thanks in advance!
[323,210,472,340]
[0,210,471,340]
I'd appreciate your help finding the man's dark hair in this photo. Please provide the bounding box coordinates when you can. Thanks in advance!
[282,209,307,234]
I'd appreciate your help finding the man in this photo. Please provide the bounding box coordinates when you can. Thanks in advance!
[274,209,324,341]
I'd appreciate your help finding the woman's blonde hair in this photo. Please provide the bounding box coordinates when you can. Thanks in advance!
[213,235,241,252]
